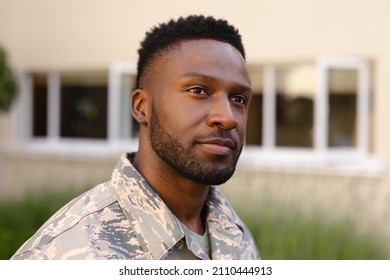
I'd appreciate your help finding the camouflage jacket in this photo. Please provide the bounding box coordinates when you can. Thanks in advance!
[11,153,260,260]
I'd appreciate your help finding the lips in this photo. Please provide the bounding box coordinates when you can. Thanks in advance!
[197,137,236,155]
[198,138,235,148]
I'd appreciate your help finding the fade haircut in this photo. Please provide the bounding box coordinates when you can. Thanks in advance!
[136,15,245,89]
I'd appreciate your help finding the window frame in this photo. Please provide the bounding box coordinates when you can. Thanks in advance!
[11,62,138,156]
[315,57,371,157]
[241,57,380,175]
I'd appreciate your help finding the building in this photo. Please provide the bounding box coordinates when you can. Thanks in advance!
[1,0,389,246]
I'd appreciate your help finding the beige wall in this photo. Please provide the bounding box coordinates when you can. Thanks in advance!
[0,150,116,198]
[1,0,389,65]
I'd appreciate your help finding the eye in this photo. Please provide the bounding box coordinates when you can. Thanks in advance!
[188,87,207,95]
[231,95,247,105]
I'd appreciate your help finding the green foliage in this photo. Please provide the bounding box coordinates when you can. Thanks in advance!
[0,45,18,111]
[0,188,387,259]
[240,207,388,260]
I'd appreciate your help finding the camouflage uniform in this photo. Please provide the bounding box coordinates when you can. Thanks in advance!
[11,153,260,260]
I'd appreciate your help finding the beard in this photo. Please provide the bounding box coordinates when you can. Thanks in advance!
[149,104,242,185]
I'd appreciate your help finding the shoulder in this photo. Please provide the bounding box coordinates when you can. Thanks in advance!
[11,182,123,259]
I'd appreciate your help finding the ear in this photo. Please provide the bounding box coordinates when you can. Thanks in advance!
[131,89,150,125]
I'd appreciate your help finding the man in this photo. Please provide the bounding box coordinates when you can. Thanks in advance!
[11,15,260,260]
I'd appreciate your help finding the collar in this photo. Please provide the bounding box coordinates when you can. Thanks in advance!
[109,153,244,259]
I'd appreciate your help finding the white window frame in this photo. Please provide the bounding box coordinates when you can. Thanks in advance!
[241,57,382,176]
[315,57,370,157]
[10,62,138,157]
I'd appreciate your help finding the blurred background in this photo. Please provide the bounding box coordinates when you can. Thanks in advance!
[1,0,390,259]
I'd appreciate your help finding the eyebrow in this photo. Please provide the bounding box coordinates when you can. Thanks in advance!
[179,72,252,93]
[179,72,217,82]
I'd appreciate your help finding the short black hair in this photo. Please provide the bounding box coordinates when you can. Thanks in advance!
[136,15,245,89]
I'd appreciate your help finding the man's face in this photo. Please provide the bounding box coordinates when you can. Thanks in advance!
[146,39,252,185]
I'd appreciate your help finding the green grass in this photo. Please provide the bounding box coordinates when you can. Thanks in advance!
[0,188,387,259]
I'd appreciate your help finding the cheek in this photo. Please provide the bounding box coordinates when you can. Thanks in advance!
[158,97,204,130]
[236,112,249,140]
[154,102,192,137]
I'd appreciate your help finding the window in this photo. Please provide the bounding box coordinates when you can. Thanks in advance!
[245,57,372,159]
[14,63,139,155]
[328,68,357,148]
[317,58,371,156]
[32,74,48,137]
[59,73,108,139]
[275,65,315,148]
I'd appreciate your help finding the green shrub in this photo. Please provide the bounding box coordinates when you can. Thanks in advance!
[0,45,18,112]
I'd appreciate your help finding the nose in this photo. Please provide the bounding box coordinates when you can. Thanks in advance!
[207,95,238,130]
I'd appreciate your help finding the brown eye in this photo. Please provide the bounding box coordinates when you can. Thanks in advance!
[231,95,247,105]
[189,87,207,95]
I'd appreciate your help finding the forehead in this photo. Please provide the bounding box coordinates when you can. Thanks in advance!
[148,39,250,88]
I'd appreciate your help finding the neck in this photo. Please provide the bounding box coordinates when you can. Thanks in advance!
[132,147,209,235]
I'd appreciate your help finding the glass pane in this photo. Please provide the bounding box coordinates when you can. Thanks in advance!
[328,69,357,147]
[60,73,108,139]
[32,74,48,137]
[246,68,263,145]
[275,65,315,147]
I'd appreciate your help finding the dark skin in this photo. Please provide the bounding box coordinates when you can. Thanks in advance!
[131,39,252,235]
